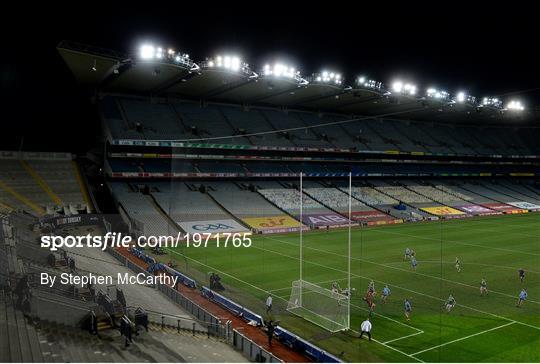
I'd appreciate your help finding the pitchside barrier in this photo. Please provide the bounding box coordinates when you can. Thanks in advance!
[127,247,197,288]
[201,286,264,326]
[274,326,341,363]
[155,284,226,338]
[112,237,341,362]
[201,286,342,362]
[232,329,283,363]
[106,246,225,338]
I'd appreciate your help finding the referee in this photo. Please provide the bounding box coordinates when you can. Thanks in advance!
[359,318,372,341]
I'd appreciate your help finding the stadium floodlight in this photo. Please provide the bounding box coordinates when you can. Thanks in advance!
[139,44,190,63]
[139,45,155,60]
[481,97,503,108]
[204,54,250,74]
[312,70,343,85]
[356,76,384,91]
[426,88,450,100]
[454,91,476,104]
[506,100,525,111]
[262,62,307,84]
[392,80,416,95]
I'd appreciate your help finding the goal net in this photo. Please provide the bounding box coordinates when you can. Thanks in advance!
[287,279,350,332]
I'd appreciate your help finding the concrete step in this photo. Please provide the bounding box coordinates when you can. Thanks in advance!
[5,301,22,362]
[0,299,10,362]
[13,308,35,362]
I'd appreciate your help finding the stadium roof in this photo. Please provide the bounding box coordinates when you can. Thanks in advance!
[58,41,539,126]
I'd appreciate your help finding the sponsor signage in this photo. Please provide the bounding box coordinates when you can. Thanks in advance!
[298,213,350,227]
[507,201,540,210]
[178,219,248,234]
[457,205,498,215]
[421,206,467,216]
[482,203,528,214]
[242,215,303,232]
[350,210,393,222]
[110,140,540,159]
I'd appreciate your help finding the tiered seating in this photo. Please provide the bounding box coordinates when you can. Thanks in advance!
[434,185,474,201]
[375,186,433,203]
[481,182,540,204]
[407,185,470,202]
[174,103,247,144]
[346,187,398,205]
[259,188,331,215]
[207,182,286,217]
[294,112,356,148]
[303,188,366,212]
[110,183,174,236]
[101,96,540,155]
[0,157,87,215]
[260,109,331,147]
[120,98,184,140]
[458,181,516,203]
[27,160,86,208]
[100,96,142,139]
[220,106,294,146]
[151,182,229,222]
[0,160,49,213]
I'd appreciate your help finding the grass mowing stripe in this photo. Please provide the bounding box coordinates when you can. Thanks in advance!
[399,260,540,275]
[410,321,516,357]
[163,246,422,363]
[273,216,540,257]
[244,240,540,332]
[170,237,540,332]
[161,213,539,362]
[260,235,540,305]
[368,226,540,256]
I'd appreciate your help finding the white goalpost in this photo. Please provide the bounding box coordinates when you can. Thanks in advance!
[286,172,352,332]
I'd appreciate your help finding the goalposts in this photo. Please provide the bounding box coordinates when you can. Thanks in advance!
[286,172,352,332]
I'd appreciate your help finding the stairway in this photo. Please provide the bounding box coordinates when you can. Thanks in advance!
[0,294,44,362]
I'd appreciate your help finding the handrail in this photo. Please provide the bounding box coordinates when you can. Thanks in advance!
[125,305,219,327]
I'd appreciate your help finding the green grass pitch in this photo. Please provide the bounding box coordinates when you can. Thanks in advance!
[160,213,540,362]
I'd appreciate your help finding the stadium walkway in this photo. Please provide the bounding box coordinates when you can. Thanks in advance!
[117,247,310,363]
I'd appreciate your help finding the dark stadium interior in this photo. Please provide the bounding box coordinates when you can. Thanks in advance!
[1,4,539,364]
[2,5,539,151]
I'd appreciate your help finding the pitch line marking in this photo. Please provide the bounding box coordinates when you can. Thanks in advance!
[410,321,516,357]
[163,247,424,362]
[261,235,540,305]
[291,216,540,257]
[383,330,425,344]
[165,240,540,354]
[368,228,540,257]
[242,241,540,332]
[349,328,425,363]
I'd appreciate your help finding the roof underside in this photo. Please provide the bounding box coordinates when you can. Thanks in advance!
[58,43,539,126]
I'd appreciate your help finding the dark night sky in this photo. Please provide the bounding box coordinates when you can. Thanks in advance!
[2,3,539,152]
